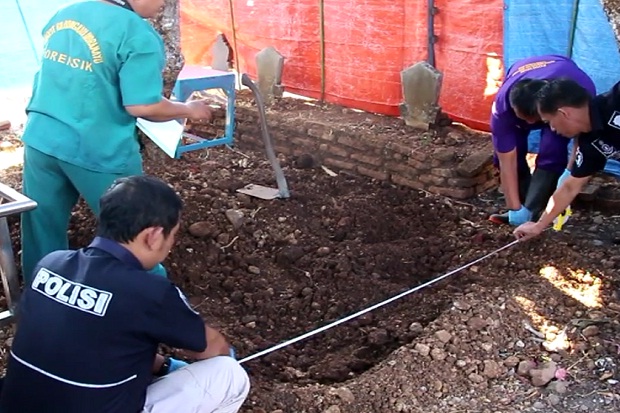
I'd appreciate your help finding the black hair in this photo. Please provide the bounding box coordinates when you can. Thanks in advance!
[536,78,591,114]
[96,175,183,243]
[508,79,549,117]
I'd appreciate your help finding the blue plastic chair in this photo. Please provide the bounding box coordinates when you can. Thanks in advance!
[172,65,236,156]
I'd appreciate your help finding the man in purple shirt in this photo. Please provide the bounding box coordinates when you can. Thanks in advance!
[489,55,596,225]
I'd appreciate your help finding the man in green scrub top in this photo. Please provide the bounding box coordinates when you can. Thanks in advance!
[21,0,212,282]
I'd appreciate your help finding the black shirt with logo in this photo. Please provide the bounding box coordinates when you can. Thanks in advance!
[573,81,620,178]
[0,237,206,413]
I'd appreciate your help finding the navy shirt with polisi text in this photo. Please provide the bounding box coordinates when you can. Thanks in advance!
[0,237,206,413]
[572,81,620,178]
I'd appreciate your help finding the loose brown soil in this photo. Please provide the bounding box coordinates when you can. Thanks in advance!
[0,95,619,412]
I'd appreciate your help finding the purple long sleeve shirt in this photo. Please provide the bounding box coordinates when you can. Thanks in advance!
[491,55,596,173]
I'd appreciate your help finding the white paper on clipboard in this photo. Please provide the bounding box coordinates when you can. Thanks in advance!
[136,118,184,158]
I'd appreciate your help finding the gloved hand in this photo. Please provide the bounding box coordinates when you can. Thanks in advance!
[167,357,188,374]
[229,346,237,359]
[149,263,168,278]
[557,168,571,188]
[508,205,532,226]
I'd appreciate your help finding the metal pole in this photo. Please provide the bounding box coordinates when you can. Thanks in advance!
[427,0,437,67]
[241,74,290,198]
[0,218,20,319]
[567,0,581,58]
[319,0,326,101]
[0,183,38,218]
[15,0,40,65]
[0,183,37,327]
[227,0,241,89]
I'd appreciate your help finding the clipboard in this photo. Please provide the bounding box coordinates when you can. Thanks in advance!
[136,118,184,158]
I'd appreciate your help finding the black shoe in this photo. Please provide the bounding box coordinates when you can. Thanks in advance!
[489,212,509,225]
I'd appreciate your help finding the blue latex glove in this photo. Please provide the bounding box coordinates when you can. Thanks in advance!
[149,263,168,278]
[557,168,571,189]
[229,346,237,359]
[167,357,188,374]
[508,205,532,226]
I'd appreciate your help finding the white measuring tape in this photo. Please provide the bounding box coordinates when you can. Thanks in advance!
[238,238,520,364]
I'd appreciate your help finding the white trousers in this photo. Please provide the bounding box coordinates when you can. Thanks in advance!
[142,356,250,413]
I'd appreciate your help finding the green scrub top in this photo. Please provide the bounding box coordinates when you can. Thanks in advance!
[23,1,166,174]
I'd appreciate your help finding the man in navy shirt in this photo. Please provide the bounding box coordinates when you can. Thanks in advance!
[0,175,249,412]
[515,79,620,240]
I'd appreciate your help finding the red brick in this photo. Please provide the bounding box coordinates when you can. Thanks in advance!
[307,126,327,139]
[351,153,382,166]
[419,174,445,186]
[303,120,319,130]
[429,185,475,199]
[447,177,476,188]
[483,164,497,174]
[392,175,425,190]
[306,121,337,140]
[408,158,429,171]
[487,168,499,179]
[476,178,499,193]
[274,145,291,155]
[295,124,309,134]
[338,135,366,150]
[387,142,413,156]
[291,137,316,148]
[431,168,456,178]
[432,148,456,162]
[473,173,491,185]
[386,162,413,174]
[456,151,493,177]
[320,129,336,141]
[361,134,389,150]
[358,166,389,181]
[324,157,356,171]
[327,145,350,158]
[409,149,428,162]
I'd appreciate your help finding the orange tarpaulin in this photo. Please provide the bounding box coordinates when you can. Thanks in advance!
[180,0,504,131]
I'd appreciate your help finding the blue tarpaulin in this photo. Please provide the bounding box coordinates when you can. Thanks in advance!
[504,0,620,177]
[0,0,73,91]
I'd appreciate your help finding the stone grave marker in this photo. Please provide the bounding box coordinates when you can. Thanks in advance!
[400,61,443,130]
[211,34,231,71]
[256,46,285,105]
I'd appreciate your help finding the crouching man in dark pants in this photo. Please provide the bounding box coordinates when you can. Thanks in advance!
[489,55,596,225]
[0,175,249,413]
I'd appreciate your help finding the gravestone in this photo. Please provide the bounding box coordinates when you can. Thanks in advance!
[399,61,443,130]
[211,34,230,71]
[256,47,285,105]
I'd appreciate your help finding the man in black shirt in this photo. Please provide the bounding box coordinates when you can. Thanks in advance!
[0,176,250,413]
[515,79,620,240]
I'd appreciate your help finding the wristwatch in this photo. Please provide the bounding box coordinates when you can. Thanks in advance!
[155,356,171,377]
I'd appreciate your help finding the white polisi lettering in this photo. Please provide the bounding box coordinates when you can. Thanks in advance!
[31,268,113,317]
